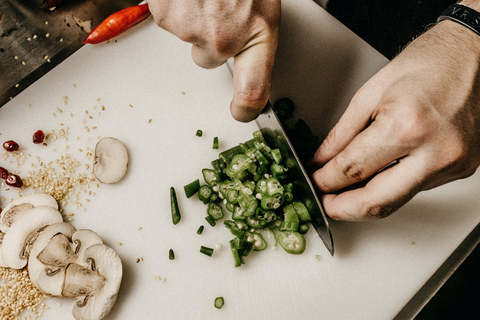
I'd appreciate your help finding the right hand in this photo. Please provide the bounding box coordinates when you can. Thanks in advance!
[148,0,281,122]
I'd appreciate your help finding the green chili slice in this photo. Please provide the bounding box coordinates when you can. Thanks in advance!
[184,179,200,198]
[170,187,181,225]
[214,297,224,309]
[200,246,214,256]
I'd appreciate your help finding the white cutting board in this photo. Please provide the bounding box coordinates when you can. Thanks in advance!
[2,1,480,319]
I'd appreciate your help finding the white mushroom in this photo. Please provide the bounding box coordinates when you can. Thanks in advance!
[1,206,62,269]
[0,244,7,268]
[93,137,128,184]
[37,233,76,268]
[62,263,106,298]
[71,244,123,320]
[72,229,103,268]
[28,222,76,295]
[0,193,58,232]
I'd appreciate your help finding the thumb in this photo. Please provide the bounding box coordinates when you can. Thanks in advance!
[230,42,277,122]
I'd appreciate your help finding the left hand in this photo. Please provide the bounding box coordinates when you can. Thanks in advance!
[148,0,281,122]
[309,19,480,221]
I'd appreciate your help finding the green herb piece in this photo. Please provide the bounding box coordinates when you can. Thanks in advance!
[196,129,203,137]
[184,179,200,198]
[200,246,214,257]
[213,136,219,149]
[170,187,181,225]
[169,249,175,260]
[214,297,224,309]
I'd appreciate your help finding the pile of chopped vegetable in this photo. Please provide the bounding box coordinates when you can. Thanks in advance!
[186,130,312,267]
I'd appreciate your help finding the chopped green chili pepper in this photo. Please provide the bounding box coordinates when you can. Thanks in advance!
[197,225,205,235]
[229,239,244,267]
[277,231,306,254]
[187,128,314,266]
[298,223,310,234]
[207,202,224,221]
[260,193,283,210]
[200,246,214,256]
[196,129,203,137]
[293,201,312,223]
[214,297,225,309]
[198,184,213,204]
[169,249,175,260]
[184,179,200,198]
[246,232,268,251]
[271,148,283,164]
[224,220,245,238]
[213,136,219,149]
[170,187,181,225]
[205,215,216,227]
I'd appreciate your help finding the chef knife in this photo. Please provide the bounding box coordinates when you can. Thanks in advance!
[255,103,334,256]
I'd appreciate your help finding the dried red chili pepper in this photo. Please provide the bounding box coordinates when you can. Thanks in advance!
[0,167,9,180]
[3,140,19,152]
[33,130,45,144]
[83,4,151,45]
[6,174,23,188]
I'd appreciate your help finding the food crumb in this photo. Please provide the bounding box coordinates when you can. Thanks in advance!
[315,255,321,261]
[411,242,416,245]
[138,227,142,231]
[117,242,123,246]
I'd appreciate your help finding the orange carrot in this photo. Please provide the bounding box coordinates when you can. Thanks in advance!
[84,3,151,44]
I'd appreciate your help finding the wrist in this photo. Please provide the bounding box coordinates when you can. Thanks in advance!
[435,4,480,53]
[459,0,480,11]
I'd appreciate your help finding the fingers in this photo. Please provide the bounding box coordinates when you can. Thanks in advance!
[191,44,229,69]
[230,41,278,122]
[321,156,424,221]
[312,115,412,193]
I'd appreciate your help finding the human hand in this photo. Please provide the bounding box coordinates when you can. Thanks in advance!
[309,19,480,221]
[148,0,281,122]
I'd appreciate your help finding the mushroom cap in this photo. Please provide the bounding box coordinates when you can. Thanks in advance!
[1,206,62,269]
[93,137,128,184]
[0,193,58,232]
[71,244,123,320]
[72,229,103,268]
[28,222,76,295]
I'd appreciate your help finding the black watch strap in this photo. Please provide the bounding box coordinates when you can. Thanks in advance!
[437,3,480,36]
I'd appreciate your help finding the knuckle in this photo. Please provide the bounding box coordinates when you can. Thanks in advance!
[365,203,392,219]
[341,161,368,183]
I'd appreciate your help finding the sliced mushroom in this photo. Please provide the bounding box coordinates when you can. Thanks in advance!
[37,267,67,297]
[0,247,7,268]
[0,193,58,232]
[71,229,103,268]
[0,203,34,232]
[93,137,128,184]
[37,233,76,267]
[28,222,76,295]
[1,206,62,269]
[71,244,123,320]
[62,263,105,298]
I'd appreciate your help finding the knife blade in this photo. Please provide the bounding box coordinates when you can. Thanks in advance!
[225,60,333,255]
[255,103,334,256]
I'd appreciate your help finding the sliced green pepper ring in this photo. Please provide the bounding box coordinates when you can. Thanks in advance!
[246,232,268,251]
[277,231,306,254]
